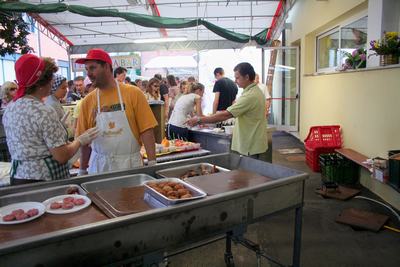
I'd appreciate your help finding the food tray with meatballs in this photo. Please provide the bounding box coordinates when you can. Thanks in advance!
[155,163,230,180]
[0,184,86,207]
[42,195,91,214]
[143,178,207,206]
[0,202,45,224]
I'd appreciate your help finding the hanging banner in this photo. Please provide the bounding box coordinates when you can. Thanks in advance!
[72,54,141,72]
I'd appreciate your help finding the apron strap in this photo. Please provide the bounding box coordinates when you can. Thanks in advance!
[10,159,20,178]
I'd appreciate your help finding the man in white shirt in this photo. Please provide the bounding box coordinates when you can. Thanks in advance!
[255,74,272,118]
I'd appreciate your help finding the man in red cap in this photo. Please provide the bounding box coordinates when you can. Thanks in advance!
[75,48,157,175]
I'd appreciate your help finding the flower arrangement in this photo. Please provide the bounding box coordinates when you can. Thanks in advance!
[341,48,367,70]
[369,32,400,56]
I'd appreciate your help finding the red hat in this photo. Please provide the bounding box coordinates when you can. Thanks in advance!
[14,54,46,100]
[76,48,112,66]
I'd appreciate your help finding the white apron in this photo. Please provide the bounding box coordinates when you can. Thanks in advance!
[88,81,142,174]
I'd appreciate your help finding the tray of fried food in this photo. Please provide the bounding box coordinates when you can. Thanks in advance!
[155,163,230,181]
[143,178,207,206]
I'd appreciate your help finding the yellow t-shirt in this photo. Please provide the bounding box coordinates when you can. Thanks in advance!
[76,83,158,143]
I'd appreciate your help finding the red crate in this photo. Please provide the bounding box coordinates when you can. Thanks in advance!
[305,146,339,172]
[304,125,342,149]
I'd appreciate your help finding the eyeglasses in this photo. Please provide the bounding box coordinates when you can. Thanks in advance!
[10,87,17,91]
[152,85,160,88]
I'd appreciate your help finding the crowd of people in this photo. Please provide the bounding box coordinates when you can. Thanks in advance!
[0,48,272,185]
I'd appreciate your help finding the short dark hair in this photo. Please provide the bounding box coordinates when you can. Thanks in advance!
[167,74,177,86]
[233,62,256,81]
[154,74,162,80]
[213,67,224,76]
[114,67,127,78]
[74,76,84,82]
[125,76,131,83]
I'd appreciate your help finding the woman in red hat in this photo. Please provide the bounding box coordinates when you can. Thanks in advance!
[2,54,99,185]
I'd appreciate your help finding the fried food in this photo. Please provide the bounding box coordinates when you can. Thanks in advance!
[148,181,193,200]
[179,165,220,179]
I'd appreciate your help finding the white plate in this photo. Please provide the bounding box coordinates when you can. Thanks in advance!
[0,202,45,225]
[43,195,91,215]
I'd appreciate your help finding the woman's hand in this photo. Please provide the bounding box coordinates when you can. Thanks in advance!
[76,127,100,146]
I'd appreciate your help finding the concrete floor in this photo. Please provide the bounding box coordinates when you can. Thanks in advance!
[167,131,400,267]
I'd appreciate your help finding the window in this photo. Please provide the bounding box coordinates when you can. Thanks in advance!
[3,60,16,83]
[316,15,368,72]
[317,29,340,71]
[58,67,69,79]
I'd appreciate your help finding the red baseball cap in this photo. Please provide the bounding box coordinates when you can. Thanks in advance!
[76,48,112,66]
[14,54,46,100]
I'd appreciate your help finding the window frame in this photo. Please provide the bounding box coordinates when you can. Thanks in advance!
[316,11,368,73]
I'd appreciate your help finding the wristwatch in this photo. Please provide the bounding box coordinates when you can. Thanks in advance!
[196,116,202,125]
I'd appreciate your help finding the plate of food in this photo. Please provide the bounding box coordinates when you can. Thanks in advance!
[43,195,91,214]
[0,202,46,225]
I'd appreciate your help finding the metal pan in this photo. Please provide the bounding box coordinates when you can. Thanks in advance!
[143,178,207,206]
[0,184,85,207]
[155,163,229,180]
[81,174,156,193]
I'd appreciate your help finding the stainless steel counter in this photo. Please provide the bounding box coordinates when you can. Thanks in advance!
[0,153,307,267]
[189,127,276,161]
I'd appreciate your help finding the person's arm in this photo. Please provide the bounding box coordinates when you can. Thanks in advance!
[163,94,169,119]
[195,97,203,117]
[80,145,92,171]
[186,110,232,127]
[49,140,81,164]
[212,92,220,114]
[141,128,156,161]
[265,98,272,117]
[50,127,98,164]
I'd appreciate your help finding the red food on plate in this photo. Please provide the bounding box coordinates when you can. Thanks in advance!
[27,208,39,217]
[63,197,75,203]
[50,202,62,209]
[62,202,74,210]
[73,198,85,206]
[11,209,24,216]
[2,214,16,222]
[15,213,29,220]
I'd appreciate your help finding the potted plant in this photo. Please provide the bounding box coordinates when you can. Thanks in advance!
[369,32,400,66]
[341,48,367,70]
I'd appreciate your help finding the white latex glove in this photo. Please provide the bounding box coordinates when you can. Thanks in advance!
[148,160,157,166]
[61,110,71,124]
[76,127,100,146]
[78,169,88,176]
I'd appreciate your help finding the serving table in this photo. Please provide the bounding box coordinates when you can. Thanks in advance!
[0,153,308,267]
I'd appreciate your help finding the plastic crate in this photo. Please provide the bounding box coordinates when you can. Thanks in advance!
[319,153,359,184]
[304,125,342,149]
[305,146,337,172]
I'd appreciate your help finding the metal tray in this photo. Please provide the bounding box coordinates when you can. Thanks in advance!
[0,184,85,207]
[81,174,156,193]
[155,163,230,180]
[143,178,207,206]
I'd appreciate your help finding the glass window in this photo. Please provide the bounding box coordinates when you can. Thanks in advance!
[340,16,368,64]
[3,60,16,83]
[316,15,368,72]
[58,67,69,79]
[317,29,340,71]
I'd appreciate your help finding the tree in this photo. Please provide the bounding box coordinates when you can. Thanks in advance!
[0,11,34,56]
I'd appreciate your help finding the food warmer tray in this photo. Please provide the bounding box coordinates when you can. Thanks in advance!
[155,163,229,179]
[143,178,207,206]
[81,173,156,193]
